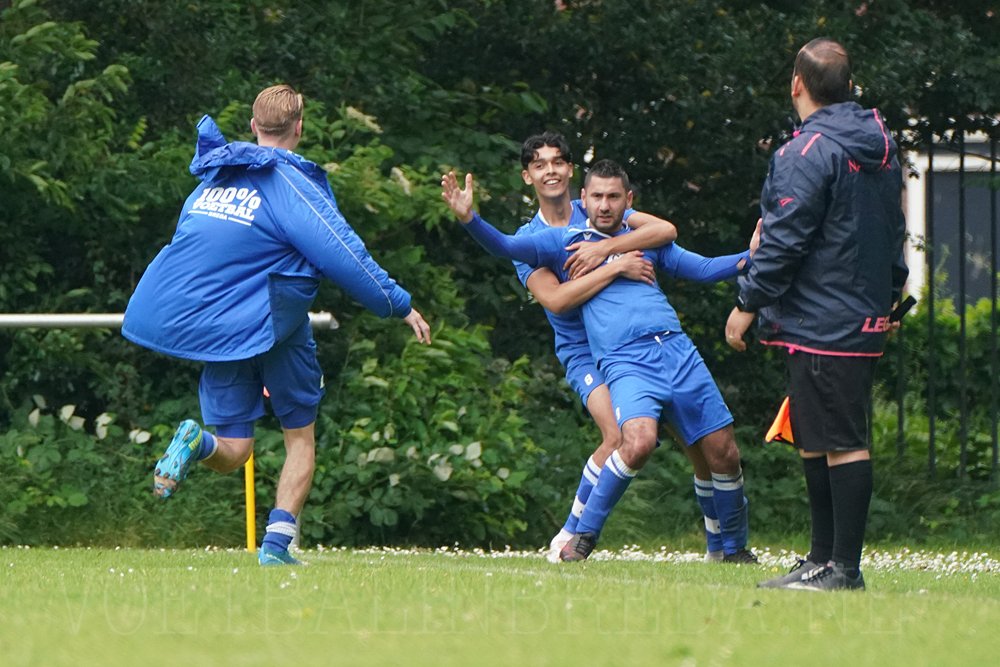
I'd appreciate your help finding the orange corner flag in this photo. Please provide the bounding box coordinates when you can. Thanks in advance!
[765,396,794,444]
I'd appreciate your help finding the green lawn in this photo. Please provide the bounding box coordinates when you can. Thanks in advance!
[1,545,997,667]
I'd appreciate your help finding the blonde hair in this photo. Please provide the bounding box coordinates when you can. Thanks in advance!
[252,84,303,138]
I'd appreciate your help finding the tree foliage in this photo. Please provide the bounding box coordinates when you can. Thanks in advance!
[1,0,998,547]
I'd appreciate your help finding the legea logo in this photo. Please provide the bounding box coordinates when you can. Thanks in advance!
[191,186,262,226]
[861,316,890,333]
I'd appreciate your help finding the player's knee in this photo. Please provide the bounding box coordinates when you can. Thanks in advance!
[620,437,655,469]
[707,439,741,474]
[212,437,254,473]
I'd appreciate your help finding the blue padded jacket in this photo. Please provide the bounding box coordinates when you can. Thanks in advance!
[122,116,411,361]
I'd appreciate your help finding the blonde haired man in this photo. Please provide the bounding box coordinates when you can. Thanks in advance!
[124,85,430,565]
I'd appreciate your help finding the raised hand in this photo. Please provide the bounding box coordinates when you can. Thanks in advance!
[440,171,475,224]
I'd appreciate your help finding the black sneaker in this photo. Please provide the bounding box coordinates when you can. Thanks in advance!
[722,548,759,565]
[559,532,598,562]
[782,562,865,591]
[757,558,822,588]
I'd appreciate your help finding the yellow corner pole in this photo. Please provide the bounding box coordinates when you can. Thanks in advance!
[244,452,256,553]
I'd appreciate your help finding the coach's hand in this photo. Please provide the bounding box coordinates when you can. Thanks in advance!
[404,308,432,344]
[725,307,755,352]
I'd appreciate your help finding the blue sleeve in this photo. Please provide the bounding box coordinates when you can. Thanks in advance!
[658,244,750,282]
[465,214,552,267]
[273,169,411,318]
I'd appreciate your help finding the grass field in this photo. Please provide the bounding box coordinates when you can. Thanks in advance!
[2,545,998,667]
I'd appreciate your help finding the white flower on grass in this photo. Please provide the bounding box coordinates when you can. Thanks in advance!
[497,467,510,480]
[67,416,85,431]
[465,441,482,461]
[448,444,464,456]
[28,408,40,428]
[406,446,418,459]
[32,395,46,409]
[128,429,151,444]
[389,473,401,487]
[59,405,76,422]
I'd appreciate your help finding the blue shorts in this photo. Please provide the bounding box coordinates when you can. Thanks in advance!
[602,332,733,445]
[564,355,606,406]
[199,319,324,436]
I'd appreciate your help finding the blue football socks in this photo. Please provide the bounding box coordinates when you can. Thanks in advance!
[694,476,724,554]
[712,468,749,555]
[194,430,217,461]
[562,456,602,534]
[575,451,637,536]
[261,508,297,553]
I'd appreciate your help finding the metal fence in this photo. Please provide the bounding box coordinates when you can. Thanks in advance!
[895,132,999,481]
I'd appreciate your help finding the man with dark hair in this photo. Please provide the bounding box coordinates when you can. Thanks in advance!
[123,85,431,566]
[791,38,852,106]
[444,159,760,562]
[495,133,736,562]
[725,38,909,591]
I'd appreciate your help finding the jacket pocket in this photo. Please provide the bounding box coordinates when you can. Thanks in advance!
[267,272,319,343]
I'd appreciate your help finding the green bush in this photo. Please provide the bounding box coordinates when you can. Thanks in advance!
[0,399,245,546]
[253,324,549,547]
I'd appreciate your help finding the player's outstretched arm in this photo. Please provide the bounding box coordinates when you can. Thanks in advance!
[404,308,432,345]
[564,211,677,279]
[528,251,655,314]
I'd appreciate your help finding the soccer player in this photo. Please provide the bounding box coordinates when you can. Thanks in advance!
[443,159,759,562]
[726,39,909,591]
[122,85,431,566]
[506,133,743,562]
[447,132,735,562]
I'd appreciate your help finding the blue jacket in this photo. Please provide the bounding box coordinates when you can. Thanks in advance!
[737,102,908,356]
[123,116,412,362]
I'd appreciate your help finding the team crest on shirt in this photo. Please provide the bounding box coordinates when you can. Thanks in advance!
[191,186,262,227]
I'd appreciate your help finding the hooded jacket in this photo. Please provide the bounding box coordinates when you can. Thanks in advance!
[737,102,908,355]
[123,116,412,362]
